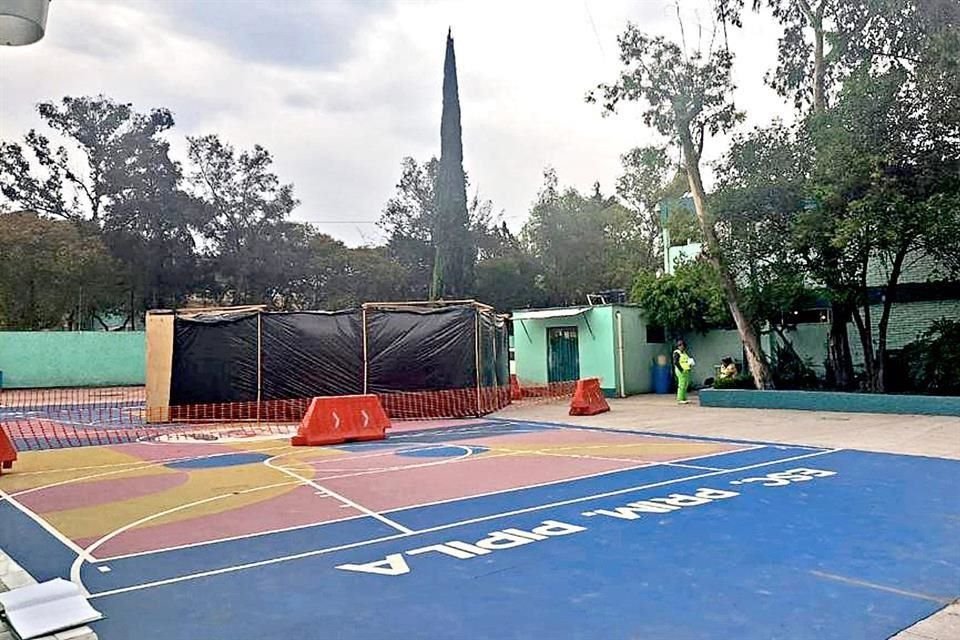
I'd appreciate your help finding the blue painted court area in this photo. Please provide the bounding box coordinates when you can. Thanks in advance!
[164,452,272,469]
[2,420,958,640]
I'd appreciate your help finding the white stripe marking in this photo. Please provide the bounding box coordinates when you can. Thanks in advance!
[264,456,415,535]
[88,448,841,599]
[94,442,766,562]
[809,570,953,604]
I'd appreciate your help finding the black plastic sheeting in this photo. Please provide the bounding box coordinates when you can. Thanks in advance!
[261,311,363,399]
[168,305,509,407]
[170,312,259,406]
[365,306,476,393]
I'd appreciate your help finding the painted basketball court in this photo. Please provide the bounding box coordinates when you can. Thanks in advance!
[1,415,958,639]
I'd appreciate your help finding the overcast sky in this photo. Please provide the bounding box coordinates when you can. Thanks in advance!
[0,0,791,246]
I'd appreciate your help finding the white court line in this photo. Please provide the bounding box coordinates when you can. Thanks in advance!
[9,444,293,477]
[0,445,298,503]
[0,488,94,564]
[492,446,727,471]
[94,441,764,562]
[809,570,953,604]
[69,480,303,592]
[87,448,841,599]
[496,419,830,451]
[279,447,514,483]
[663,462,726,471]
[264,456,416,535]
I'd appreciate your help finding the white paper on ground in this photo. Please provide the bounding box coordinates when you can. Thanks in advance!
[0,578,102,639]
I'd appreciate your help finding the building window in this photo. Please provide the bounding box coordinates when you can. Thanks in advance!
[646,325,666,343]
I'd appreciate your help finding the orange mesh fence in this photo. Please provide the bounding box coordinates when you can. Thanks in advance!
[0,381,575,451]
[512,380,578,401]
[0,384,526,451]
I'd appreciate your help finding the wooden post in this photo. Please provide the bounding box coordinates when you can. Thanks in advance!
[145,310,175,423]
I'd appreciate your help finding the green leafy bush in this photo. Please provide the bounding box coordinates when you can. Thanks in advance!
[712,373,755,389]
[771,343,820,390]
[901,319,960,396]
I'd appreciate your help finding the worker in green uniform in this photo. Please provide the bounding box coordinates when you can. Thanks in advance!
[673,339,695,404]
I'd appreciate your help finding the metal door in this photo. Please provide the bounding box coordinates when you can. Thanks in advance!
[547,326,580,382]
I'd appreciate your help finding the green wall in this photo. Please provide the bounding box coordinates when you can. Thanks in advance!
[0,332,145,388]
[513,305,667,396]
[685,329,743,387]
[617,306,670,395]
[514,307,618,393]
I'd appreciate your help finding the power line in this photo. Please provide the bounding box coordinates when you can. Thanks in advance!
[298,220,380,224]
[584,0,605,57]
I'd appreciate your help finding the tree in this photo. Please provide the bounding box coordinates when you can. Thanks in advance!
[431,29,474,299]
[187,134,300,305]
[614,145,691,275]
[380,157,438,299]
[522,169,629,305]
[474,222,546,311]
[590,25,774,388]
[0,211,117,329]
[801,68,960,392]
[379,155,504,301]
[104,138,202,315]
[0,96,176,222]
[631,258,732,335]
[718,0,960,389]
[330,247,414,309]
[712,122,819,359]
[0,95,197,325]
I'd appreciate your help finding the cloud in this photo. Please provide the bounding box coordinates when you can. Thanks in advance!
[0,0,793,247]
[149,0,391,69]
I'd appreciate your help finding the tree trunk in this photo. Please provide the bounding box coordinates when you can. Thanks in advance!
[678,128,773,389]
[870,247,908,393]
[851,305,876,391]
[826,303,855,389]
[812,20,825,112]
[799,0,827,113]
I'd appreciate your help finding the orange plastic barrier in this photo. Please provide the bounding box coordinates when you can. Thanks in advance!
[510,374,522,401]
[291,395,391,446]
[0,428,17,475]
[569,378,610,416]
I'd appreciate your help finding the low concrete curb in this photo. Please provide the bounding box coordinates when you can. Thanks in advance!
[700,388,960,417]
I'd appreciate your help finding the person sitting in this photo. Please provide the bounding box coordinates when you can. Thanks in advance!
[718,357,739,381]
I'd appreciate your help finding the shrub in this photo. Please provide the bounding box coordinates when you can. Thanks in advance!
[771,343,820,390]
[901,319,960,396]
[712,373,755,389]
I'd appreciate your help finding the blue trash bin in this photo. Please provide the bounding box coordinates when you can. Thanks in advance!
[652,356,672,394]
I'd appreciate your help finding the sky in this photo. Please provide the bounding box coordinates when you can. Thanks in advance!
[0,0,792,246]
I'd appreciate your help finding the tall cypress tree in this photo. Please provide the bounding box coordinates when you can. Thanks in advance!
[431,29,473,299]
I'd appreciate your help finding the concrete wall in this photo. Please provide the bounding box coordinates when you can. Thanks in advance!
[684,329,743,387]
[770,324,830,375]
[0,331,145,388]
[513,305,670,396]
[513,307,619,393]
[616,306,670,395]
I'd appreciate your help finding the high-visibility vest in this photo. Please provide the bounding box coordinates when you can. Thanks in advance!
[674,349,692,375]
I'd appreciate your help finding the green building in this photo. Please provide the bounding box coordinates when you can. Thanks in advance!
[511,304,671,397]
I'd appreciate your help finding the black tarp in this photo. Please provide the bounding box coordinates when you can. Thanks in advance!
[168,303,509,411]
[365,306,477,393]
[260,311,363,399]
[170,311,259,406]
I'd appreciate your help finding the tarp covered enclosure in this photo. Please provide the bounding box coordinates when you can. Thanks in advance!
[149,302,509,419]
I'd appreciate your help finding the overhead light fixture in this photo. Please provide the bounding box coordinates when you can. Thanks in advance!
[0,0,51,46]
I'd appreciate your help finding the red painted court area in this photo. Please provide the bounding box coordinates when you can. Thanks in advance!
[2,419,747,560]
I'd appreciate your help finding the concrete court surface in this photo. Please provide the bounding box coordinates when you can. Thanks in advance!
[497,393,960,640]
